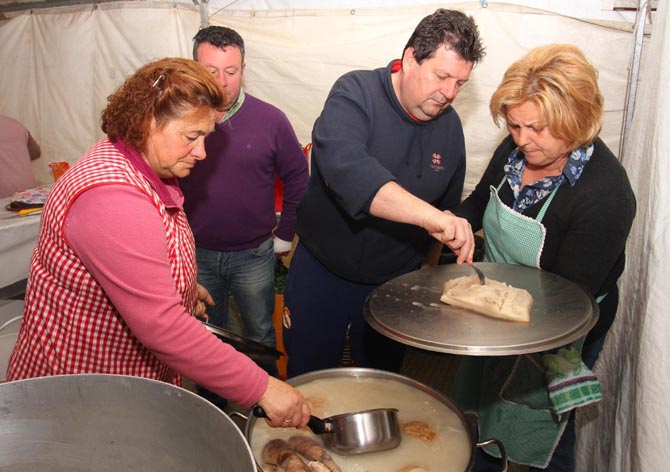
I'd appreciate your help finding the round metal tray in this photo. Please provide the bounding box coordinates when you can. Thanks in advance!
[364,263,598,355]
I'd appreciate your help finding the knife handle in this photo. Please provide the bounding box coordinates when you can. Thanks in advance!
[18,207,43,216]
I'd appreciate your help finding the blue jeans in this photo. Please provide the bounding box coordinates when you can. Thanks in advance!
[195,238,277,376]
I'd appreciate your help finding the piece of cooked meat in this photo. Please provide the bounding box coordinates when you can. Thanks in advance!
[288,435,341,472]
[262,438,311,472]
[401,420,436,442]
[440,275,532,323]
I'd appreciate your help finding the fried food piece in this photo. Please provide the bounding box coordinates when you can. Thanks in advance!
[262,438,311,472]
[288,435,342,472]
[307,462,330,472]
[262,465,284,472]
[440,275,532,323]
[401,420,437,442]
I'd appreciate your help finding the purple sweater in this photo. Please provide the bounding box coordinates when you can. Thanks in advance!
[181,94,308,251]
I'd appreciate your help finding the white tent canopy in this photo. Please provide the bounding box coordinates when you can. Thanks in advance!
[0,1,639,190]
[0,1,667,471]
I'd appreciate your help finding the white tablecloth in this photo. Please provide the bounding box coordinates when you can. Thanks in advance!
[0,197,41,288]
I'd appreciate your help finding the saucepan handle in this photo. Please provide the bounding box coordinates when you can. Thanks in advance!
[306,415,328,434]
[251,405,268,419]
[253,405,328,435]
[475,438,508,472]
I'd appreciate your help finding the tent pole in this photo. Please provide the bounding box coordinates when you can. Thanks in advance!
[196,0,209,30]
[619,0,650,162]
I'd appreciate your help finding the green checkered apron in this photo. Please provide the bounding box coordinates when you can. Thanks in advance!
[482,179,558,267]
[449,178,568,468]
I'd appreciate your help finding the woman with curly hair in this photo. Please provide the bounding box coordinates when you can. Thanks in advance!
[7,57,310,430]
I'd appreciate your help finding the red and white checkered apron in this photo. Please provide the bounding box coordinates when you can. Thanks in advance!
[7,140,197,384]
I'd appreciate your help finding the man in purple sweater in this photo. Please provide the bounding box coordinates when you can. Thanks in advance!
[181,27,308,388]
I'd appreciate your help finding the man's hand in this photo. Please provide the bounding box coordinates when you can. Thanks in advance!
[368,182,474,264]
[421,210,474,264]
[273,236,292,259]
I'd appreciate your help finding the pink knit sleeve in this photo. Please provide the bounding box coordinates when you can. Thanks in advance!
[64,184,268,407]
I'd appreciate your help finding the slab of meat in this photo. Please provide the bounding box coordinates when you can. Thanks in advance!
[262,438,311,472]
[440,275,532,322]
[288,435,342,472]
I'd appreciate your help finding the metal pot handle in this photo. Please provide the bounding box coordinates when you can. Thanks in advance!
[0,316,22,332]
[229,411,249,422]
[476,438,508,472]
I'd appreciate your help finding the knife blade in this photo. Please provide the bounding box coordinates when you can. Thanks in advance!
[470,264,486,285]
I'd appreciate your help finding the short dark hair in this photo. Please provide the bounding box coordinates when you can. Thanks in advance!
[193,26,245,61]
[404,9,485,65]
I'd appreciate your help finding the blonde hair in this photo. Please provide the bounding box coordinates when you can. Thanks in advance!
[490,44,603,150]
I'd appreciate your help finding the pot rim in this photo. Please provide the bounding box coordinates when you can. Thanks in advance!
[1,373,258,471]
[244,367,476,471]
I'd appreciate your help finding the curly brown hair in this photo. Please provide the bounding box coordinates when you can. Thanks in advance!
[101,57,225,152]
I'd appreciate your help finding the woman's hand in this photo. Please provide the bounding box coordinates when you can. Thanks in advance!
[257,376,311,428]
[193,283,215,319]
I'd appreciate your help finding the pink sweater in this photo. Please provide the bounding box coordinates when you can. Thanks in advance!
[65,183,268,407]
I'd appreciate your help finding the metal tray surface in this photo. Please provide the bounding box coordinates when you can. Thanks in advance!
[364,263,598,356]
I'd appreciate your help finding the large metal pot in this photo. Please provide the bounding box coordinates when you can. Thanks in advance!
[242,368,506,472]
[0,374,256,471]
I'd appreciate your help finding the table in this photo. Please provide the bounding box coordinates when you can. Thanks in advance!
[0,196,41,289]
[365,262,599,356]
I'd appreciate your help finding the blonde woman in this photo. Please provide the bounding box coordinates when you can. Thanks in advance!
[451,44,636,471]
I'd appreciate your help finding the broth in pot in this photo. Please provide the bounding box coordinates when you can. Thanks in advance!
[249,370,472,472]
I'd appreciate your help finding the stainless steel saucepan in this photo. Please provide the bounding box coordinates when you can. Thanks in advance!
[252,405,401,455]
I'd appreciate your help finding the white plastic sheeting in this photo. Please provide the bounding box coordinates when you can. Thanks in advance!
[0,2,667,471]
[575,1,670,471]
[0,1,633,195]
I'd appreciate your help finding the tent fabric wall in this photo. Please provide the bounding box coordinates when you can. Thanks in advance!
[575,1,670,471]
[0,2,197,184]
[2,2,667,471]
[0,1,633,196]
